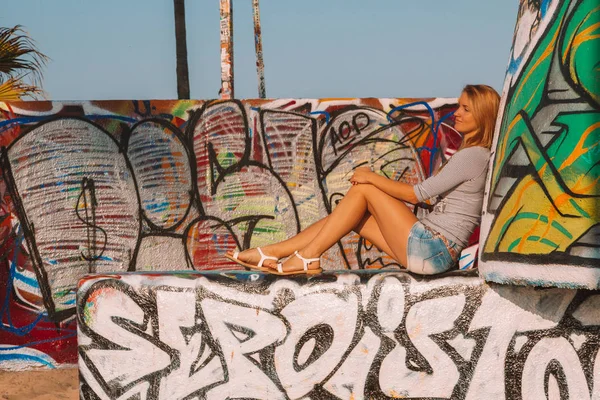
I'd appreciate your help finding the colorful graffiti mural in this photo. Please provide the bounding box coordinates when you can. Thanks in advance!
[78,270,600,399]
[480,0,600,288]
[0,97,459,369]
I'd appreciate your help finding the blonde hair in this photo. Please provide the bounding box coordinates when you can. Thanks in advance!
[460,84,500,149]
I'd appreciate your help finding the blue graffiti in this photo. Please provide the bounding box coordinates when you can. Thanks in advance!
[386,101,455,175]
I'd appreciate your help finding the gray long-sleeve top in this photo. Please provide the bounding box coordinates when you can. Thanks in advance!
[413,146,491,248]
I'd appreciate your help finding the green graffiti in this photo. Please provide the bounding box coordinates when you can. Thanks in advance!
[485,0,600,260]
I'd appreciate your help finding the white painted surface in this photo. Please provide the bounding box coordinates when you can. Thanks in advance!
[78,272,600,399]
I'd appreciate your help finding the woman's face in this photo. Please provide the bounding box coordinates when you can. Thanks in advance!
[454,92,479,139]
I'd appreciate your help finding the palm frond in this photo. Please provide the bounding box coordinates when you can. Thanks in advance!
[0,75,44,100]
[0,25,49,89]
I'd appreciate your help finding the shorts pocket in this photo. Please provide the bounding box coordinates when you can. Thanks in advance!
[421,249,453,275]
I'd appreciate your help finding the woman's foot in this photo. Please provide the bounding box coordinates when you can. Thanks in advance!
[225,247,279,269]
[268,251,322,275]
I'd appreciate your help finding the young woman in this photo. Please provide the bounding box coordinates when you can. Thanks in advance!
[226,84,500,275]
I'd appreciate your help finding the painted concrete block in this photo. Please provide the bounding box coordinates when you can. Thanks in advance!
[78,270,600,399]
[0,98,460,369]
[479,0,600,288]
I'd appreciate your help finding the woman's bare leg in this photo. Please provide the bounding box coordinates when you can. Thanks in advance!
[232,185,414,268]
[231,217,328,265]
[233,211,398,267]
[276,184,417,272]
[353,213,397,257]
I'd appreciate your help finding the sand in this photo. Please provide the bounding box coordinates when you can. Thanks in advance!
[0,368,78,400]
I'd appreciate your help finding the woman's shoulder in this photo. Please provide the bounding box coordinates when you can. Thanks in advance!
[453,146,490,161]
[456,145,490,154]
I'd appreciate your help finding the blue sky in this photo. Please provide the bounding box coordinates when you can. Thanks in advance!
[3,0,519,100]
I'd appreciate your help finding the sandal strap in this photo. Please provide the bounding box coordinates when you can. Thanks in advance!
[232,251,240,260]
[293,251,320,272]
[277,262,284,274]
[256,247,277,267]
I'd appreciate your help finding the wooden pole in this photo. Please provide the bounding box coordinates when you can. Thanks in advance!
[219,0,234,99]
[252,0,266,98]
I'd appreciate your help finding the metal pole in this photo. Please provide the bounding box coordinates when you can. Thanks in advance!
[219,0,234,99]
[252,0,266,98]
[174,0,190,99]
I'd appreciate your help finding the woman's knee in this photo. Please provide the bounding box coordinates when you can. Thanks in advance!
[348,184,382,197]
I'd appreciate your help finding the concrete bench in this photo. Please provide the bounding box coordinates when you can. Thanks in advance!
[77,269,600,399]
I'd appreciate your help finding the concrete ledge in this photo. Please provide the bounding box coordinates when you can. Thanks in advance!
[480,260,600,290]
[77,270,600,399]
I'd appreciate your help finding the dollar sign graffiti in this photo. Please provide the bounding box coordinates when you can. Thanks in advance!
[76,177,107,272]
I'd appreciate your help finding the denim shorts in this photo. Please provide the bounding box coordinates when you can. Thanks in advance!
[406,221,460,275]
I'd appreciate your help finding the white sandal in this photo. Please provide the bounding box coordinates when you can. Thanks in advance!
[224,247,278,271]
[271,251,322,276]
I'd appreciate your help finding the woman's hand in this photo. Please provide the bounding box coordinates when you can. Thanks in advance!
[350,167,375,185]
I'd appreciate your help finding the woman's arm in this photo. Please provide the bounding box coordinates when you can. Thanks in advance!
[350,147,490,203]
[370,173,419,203]
[350,167,418,203]
[413,147,489,202]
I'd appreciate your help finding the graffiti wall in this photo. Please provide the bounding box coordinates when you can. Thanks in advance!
[78,270,600,399]
[480,0,600,288]
[0,98,460,369]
